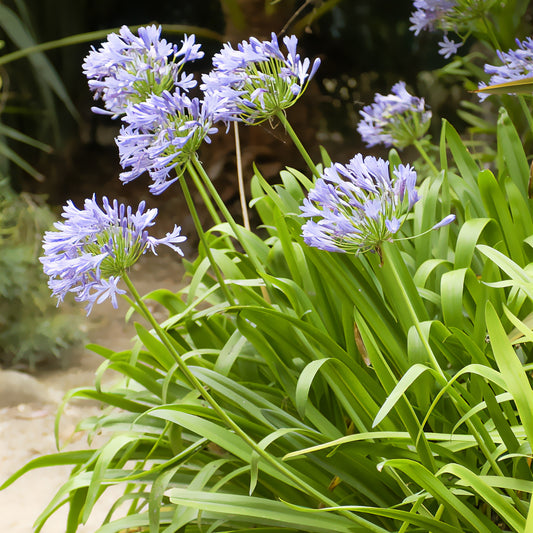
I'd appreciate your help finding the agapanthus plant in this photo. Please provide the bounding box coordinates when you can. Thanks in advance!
[300,154,454,256]
[83,25,203,117]
[40,196,186,314]
[357,81,432,149]
[116,90,231,194]
[201,32,320,125]
[477,37,533,101]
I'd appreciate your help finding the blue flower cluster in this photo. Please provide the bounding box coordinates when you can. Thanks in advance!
[201,32,321,124]
[478,37,533,101]
[83,25,203,118]
[83,26,320,194]
[42,26,323,313]
[40,196,186,314]
[357,81,431,149]
[83,25,210,193]
[300,155,420,254]
[116,91,230,194]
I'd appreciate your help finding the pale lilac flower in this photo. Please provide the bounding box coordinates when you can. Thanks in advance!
[431,214,456,230]
[40,196,186,314]
[201,32,320,124]
[357,81,432,149]
[439,35,463,58]
[116,90,230,194]
[83,25,203,117]
[300,154,420,254]
[477,37,533,101]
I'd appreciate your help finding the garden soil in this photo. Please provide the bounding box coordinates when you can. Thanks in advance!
[0,252,185,532]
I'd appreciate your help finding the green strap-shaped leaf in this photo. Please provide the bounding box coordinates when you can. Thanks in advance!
[486,302,533,445]
[0,451,92,490]
[0,5,77,117]
[497,108,530,198]
[438,463,526,532]
[475,77,533,96]
[384,459,502,532]
[168,488,381,532]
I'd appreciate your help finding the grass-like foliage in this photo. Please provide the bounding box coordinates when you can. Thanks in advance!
[5,114,533,531]
[4,10,533,533]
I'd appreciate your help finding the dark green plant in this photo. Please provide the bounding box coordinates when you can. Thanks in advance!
[0,178,84,368]
[5,111,533,530]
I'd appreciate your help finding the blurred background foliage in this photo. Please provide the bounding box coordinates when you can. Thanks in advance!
[0,177,84,369]
[0,0,470,197]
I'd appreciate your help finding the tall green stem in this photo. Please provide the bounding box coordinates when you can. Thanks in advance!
[121,272,383,531]
[189,157,263,272]
[275,109,320,180]
[185,164,223,227]
[412,139,439,175]
[186,163,234,251]
[179,177,235,305]
[234,122,250,230]
[518,96,533,135]
[481,15,502,52]
[189,156,273,303]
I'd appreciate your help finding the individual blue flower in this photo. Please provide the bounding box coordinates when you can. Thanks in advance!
[116,90,230,194]
[438,35,463,58]
[83,25,203,117]
[201,32,320,124]
[300,154,420,254]
[477,37,533,101]
[40,196,186,314]
[357,81,432,149]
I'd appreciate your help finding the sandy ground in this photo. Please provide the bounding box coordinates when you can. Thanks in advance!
[0,253,185,532]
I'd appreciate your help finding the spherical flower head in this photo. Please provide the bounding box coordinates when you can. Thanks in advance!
[83,25,203,117]
[116,90,229,194]
[201,32,321,125]
[300,154,420,254]
[40,195,186,314]
[477,37,533,101]
[357,81,432,149]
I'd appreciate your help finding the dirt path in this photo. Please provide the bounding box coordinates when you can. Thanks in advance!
[0,253,185,532]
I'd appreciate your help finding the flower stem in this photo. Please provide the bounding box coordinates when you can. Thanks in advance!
[180,176,235,305]
[189,156,272,303]
[481,14,502,52]
[412,139,438,175]
[518,96,533,135]
[121,272,381,530]
[234,122,250,230]
[186,162,234,250]
[275,109,320,179]
[185,164,223,227]
[190,157,258,269]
